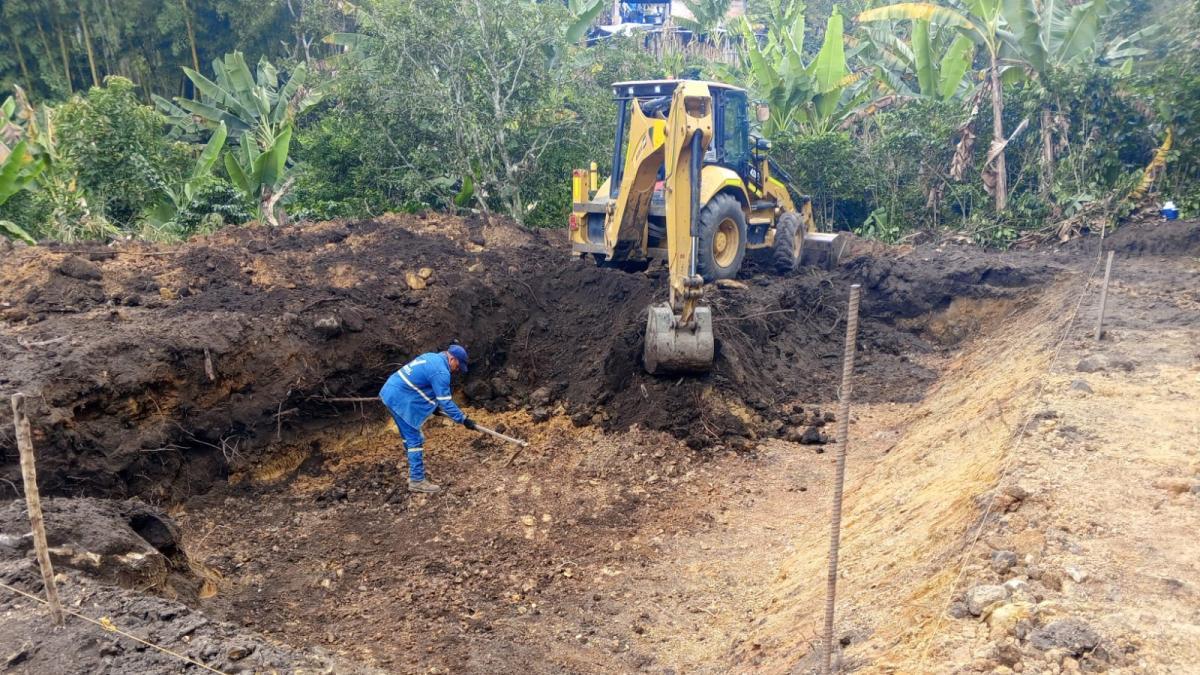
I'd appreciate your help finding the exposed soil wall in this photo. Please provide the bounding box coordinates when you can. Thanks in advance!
[0,215,1054,502]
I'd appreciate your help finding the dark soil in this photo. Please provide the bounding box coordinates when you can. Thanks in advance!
[1,214,1059,503]
[0,567,371,674]
[1102,218,1200,257]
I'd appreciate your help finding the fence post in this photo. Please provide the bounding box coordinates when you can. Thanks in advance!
[11,393,63,626]
[1094,251,1115,341]
[822,285,861,674]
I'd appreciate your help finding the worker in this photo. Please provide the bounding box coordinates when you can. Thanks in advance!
[379,344,476,493]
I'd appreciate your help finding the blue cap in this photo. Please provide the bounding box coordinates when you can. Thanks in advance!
[447,344,469,373]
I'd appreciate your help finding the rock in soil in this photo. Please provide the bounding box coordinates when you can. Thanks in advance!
[799,426,825,445]
[1029,619,1101,656]
[56,255,103,281]
[991,550,1019,574]
[965,584,1010,616]
[1069,379,1094,394]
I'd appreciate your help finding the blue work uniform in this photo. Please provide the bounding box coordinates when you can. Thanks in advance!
[379,352,466,481]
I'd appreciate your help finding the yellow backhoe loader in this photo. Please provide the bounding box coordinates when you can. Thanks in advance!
[568,79,846,375]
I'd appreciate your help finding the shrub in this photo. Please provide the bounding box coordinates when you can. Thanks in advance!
[54,77,187,229]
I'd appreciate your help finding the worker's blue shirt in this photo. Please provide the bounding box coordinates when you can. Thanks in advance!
[379,352,466,428]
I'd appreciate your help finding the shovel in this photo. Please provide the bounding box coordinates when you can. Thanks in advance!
[471,422,528,448]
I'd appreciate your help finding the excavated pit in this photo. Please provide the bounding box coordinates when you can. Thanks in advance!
[0,213,1086,673]
[0,214,1055,504]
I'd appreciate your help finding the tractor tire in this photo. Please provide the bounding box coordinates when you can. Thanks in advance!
[772,211,803,274]
[696,194,748,282]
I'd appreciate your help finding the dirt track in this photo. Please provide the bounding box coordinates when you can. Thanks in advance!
[1,215,1197,673]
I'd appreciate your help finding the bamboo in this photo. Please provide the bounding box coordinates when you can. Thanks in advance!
[11,393,64,627]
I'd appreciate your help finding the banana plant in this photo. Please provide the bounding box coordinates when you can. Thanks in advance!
[858,18,976,101]
[146,122,228,227]
[678,0,734,43]
[0,140,45,244]
[224,124,294,226]
[1002,0,1149,194]
[566,0,608,44]
[859,2,1015,211]
[155,52,320,145]
[738,7,868,136]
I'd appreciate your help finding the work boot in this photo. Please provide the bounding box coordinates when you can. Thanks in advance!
[407,478,441,494]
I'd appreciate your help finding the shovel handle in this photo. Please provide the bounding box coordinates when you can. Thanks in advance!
[473,423,528,447]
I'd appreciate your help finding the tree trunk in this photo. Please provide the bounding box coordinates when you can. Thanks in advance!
[181,0,202,75]
[79,2,101,87]
[35,17,56,72]
[55,22,74,93]
[612,0,621,25]
[11,26,32,92]
[1040,106,1054,195]
[989,61,1007,212]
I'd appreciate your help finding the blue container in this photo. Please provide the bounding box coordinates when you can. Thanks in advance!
[1161,201,1179,220]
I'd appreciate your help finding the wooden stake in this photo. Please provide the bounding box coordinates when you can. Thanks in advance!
[11,393,63,626]
[1095,251,1115,341]
[823,285,861,675]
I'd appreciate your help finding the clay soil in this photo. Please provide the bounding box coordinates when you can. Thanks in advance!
[1,215,1196,674]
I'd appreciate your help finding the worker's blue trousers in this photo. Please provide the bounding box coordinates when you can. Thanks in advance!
[385,407,427,482]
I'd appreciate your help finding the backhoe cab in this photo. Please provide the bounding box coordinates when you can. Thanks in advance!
[569,80,845,375]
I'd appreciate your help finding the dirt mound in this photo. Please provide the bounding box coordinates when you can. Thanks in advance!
[0,497,187,592]
[1104,218,1200,256]
[0,215,1056,502]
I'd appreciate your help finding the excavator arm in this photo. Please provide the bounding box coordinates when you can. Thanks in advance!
[643,82,716,374]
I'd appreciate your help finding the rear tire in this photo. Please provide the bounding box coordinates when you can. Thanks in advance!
[772,211,803,274]
[696,194,747,282]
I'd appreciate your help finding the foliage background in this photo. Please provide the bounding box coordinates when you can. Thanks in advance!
[1,0,1195,245]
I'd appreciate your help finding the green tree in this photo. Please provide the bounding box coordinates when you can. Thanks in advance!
[55,76,189,227]
[317,0,586,223]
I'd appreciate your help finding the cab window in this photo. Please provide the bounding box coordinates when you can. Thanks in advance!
[720,91,749,173]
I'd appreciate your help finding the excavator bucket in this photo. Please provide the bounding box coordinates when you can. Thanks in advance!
[801,232,848,271]
[643,304,714,374]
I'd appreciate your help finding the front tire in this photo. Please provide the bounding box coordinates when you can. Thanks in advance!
[696,193,747,282]
[772,211,803,273]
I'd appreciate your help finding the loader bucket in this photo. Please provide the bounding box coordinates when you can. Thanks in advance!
[801,232,848,271]
[643,304,714,374]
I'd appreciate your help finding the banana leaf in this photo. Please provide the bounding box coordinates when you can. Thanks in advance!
[938,34,976,100]
[0,141,44,204]
[219,53,257,103]
[1002,0,1046,75]
[1052,2,1101,64]
[810,8,847,95]
[182,68,258,125]
[858,3,979,32]
[567,0,607,43]
[175,97,252,136]
[184,122,228,200]
[913,20,935,96]
[224,152,250,195]
[453,175,475,208]
[252,125,292,192]
[0,220,36,244]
